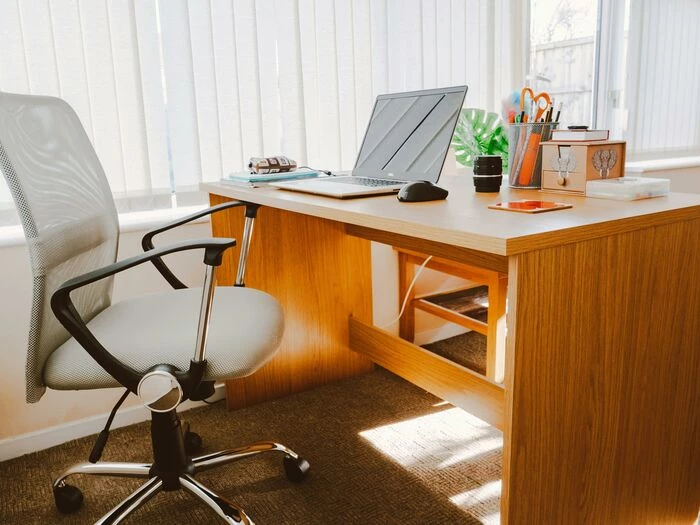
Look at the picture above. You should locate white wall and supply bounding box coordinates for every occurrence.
[637,167,700,193]
[372,242,471,345]
[0,221,210,443]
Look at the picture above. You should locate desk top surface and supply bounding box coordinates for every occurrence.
[203,176,700,256]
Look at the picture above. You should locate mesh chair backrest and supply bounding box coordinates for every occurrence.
[0,92,119,402]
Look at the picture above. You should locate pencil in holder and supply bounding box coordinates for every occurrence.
[508,122,558,188]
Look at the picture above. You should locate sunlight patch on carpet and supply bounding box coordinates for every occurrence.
[450,480,502,524]
[359,406,502,522]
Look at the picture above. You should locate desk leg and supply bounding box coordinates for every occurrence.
[209,196,374,409]
[397,251,416,341]
[486,274,507,384]
[502,219,700,524]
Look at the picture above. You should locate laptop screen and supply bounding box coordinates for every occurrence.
[353,86,467,182]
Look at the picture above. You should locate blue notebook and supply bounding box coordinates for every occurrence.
[223,170,320,184]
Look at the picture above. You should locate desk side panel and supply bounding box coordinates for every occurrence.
[210,195,374,408]
[503,217,700,524]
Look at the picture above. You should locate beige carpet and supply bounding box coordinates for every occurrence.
[423,331,487,375]
[0,366,502,524]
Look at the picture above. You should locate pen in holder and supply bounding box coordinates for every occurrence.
[508,122,558,188]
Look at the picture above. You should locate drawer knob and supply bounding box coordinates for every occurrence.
[551,150,575,187]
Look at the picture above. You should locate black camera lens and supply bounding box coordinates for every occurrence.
[473,155,503,173]
[473,155,503,192]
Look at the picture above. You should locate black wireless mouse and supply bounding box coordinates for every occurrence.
[397,180,449,202]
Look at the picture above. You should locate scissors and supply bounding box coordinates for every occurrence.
[520,87,552,122]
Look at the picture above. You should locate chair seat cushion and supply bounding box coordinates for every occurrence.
[44,286,284,391]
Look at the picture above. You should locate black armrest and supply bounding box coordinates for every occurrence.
[142,201,251,289]
[50,237,236,393]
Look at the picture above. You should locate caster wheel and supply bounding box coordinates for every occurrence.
[54,484,83,514]
[184,430,203,455]
[283,454,310,483]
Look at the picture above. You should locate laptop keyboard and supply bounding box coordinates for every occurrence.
[331,177,406,187]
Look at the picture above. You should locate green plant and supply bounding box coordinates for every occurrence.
[451,108,508,169]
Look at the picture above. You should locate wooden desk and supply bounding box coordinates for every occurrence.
[203,177,700,524]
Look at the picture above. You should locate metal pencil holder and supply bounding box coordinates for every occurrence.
[508,122,558,188]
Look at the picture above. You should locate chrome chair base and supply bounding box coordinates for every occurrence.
[52,441,309,524]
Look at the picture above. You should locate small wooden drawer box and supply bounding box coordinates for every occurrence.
[540,140,626,194]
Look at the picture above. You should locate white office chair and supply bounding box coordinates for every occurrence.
[0,91,309,524]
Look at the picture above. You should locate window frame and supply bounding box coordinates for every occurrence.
[527,0,700,163]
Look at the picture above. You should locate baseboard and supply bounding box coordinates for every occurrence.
[0,383,226,462]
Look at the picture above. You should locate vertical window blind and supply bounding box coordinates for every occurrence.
[0,0,498,225]
[624,0,700,159]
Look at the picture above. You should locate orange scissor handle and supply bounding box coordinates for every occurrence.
[520,87,534,111]
[520,87,551,122]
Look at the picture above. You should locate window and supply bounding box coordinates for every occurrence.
[614,0,700,160]
[528,0,599,130]
[0,0,501,227]
[529,0,700,161]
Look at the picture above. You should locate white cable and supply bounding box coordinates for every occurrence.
[381,255,433,329]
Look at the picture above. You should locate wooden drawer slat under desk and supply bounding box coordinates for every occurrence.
[414,299,489,334]
[348,318,504,430]
[413,284,477,301]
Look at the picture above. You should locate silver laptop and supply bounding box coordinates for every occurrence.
[272,85,468,198]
